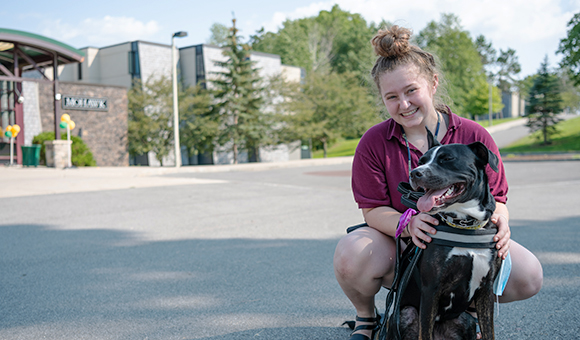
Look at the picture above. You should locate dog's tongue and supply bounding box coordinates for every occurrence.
[416,187,449,212]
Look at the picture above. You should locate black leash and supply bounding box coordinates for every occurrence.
[374,183,425,340]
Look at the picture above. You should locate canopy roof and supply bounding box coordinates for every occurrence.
[0,28,84,74]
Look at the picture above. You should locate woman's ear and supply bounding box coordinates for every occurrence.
[432,74,439,94]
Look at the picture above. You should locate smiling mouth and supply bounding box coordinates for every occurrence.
[401,108,418,117]
[416,182,466,212]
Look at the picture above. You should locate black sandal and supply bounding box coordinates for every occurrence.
[344,314,381,340]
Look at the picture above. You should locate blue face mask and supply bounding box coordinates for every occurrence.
[493,252,512,296]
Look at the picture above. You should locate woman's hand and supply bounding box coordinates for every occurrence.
[405,213,439,249]
[491,213,511,259]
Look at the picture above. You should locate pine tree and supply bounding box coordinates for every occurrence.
[526,56,563,145]
[212,19,267,163]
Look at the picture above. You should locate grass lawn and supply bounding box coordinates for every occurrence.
[500,115,580,154]
[312,139,361,158]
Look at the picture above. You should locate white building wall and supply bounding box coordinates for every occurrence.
[281,65,303,83]
[203,45,228,89]
[138,42,172,83]
[250,52,281,79]
[98,43,132,87]
[82,47,102,84]
[22,81,42,146]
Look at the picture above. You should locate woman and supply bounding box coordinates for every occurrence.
[333,26,543,340]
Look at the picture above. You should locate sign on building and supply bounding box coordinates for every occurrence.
[62,96,108,111]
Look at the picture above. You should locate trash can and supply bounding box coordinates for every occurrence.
[21,144,42,167]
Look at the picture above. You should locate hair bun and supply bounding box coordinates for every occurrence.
[371,25,412,58]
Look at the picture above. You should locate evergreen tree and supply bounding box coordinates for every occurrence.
[212,19,268,163]
[526,56,563,145]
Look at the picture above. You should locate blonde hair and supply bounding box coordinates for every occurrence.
[370,25,449,112]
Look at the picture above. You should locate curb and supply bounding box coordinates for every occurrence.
[501,152,580,162]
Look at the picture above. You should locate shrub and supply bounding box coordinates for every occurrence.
[32,132,96,167]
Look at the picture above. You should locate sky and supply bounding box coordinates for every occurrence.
[2,0,578,78]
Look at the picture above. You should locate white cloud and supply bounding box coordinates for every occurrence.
[42,16,161,47]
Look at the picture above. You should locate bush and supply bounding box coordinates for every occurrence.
[32,132,97,167]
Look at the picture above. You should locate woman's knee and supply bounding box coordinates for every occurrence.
[333,228,396,281]
[502,241,543,302]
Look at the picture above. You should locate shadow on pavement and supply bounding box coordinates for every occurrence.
[0,216,578,339]
[0,223,353,339]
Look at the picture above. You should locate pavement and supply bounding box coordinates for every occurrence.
[0,120,579,339]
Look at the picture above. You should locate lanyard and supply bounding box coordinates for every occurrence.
[402,113,441,179]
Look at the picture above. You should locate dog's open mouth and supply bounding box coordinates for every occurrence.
[416,183,465,212]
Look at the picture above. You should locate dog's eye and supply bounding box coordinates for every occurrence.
[439,155,455,163]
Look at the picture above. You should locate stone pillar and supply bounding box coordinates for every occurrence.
[44,140,72,169]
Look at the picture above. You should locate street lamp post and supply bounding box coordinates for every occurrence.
[172,31,187,167]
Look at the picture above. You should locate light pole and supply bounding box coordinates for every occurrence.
[172,31,187,167]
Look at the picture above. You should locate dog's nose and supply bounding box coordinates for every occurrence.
[410,169,423,180]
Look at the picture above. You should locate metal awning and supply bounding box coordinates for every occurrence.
[0,28,84,81]
[0,28,85,161]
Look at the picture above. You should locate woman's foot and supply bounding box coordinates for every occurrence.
[348,315,380,340]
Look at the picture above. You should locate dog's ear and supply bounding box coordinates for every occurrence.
[468,142,499,172]
[426,127,440,149]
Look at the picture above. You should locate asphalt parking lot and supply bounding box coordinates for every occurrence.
[1,158,579,339]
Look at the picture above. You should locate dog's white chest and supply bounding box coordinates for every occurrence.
[447,248,492,300]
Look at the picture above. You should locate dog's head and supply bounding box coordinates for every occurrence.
[410,128,499,220]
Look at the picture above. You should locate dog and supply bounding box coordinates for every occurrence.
[394,129,502,340]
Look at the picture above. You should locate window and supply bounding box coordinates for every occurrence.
[128,42,141,79]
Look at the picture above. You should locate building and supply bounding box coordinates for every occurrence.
[1,28,128,167]
[501,91,525,118]
[57,41,303,166]
[1,27,303,167]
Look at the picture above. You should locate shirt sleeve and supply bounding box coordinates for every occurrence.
[351,129,392,209]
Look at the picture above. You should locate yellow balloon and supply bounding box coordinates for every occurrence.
[12,125,20,133]
[61,114,71,122]
[69,121,76,130]
[12,132,18,138]
[6,125,12,132]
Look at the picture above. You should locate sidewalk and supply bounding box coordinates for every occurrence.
[0,156,354,199]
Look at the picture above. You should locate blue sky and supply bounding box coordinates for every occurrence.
[2,0,578,78]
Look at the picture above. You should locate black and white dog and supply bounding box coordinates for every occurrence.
[397,130,502,340]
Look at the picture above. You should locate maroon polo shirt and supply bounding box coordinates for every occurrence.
[352,110,508,213]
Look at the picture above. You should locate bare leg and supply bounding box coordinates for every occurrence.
[334,227,397,338]
[498,240,543,303]
[470,240,543,339]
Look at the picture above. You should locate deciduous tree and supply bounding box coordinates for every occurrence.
[558,12,580,86]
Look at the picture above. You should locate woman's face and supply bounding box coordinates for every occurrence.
[378,64,439,131]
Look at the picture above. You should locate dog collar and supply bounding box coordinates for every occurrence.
[437,213,489,230]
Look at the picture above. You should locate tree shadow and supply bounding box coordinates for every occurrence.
[0,214,578,339]
[0,223,355,339]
